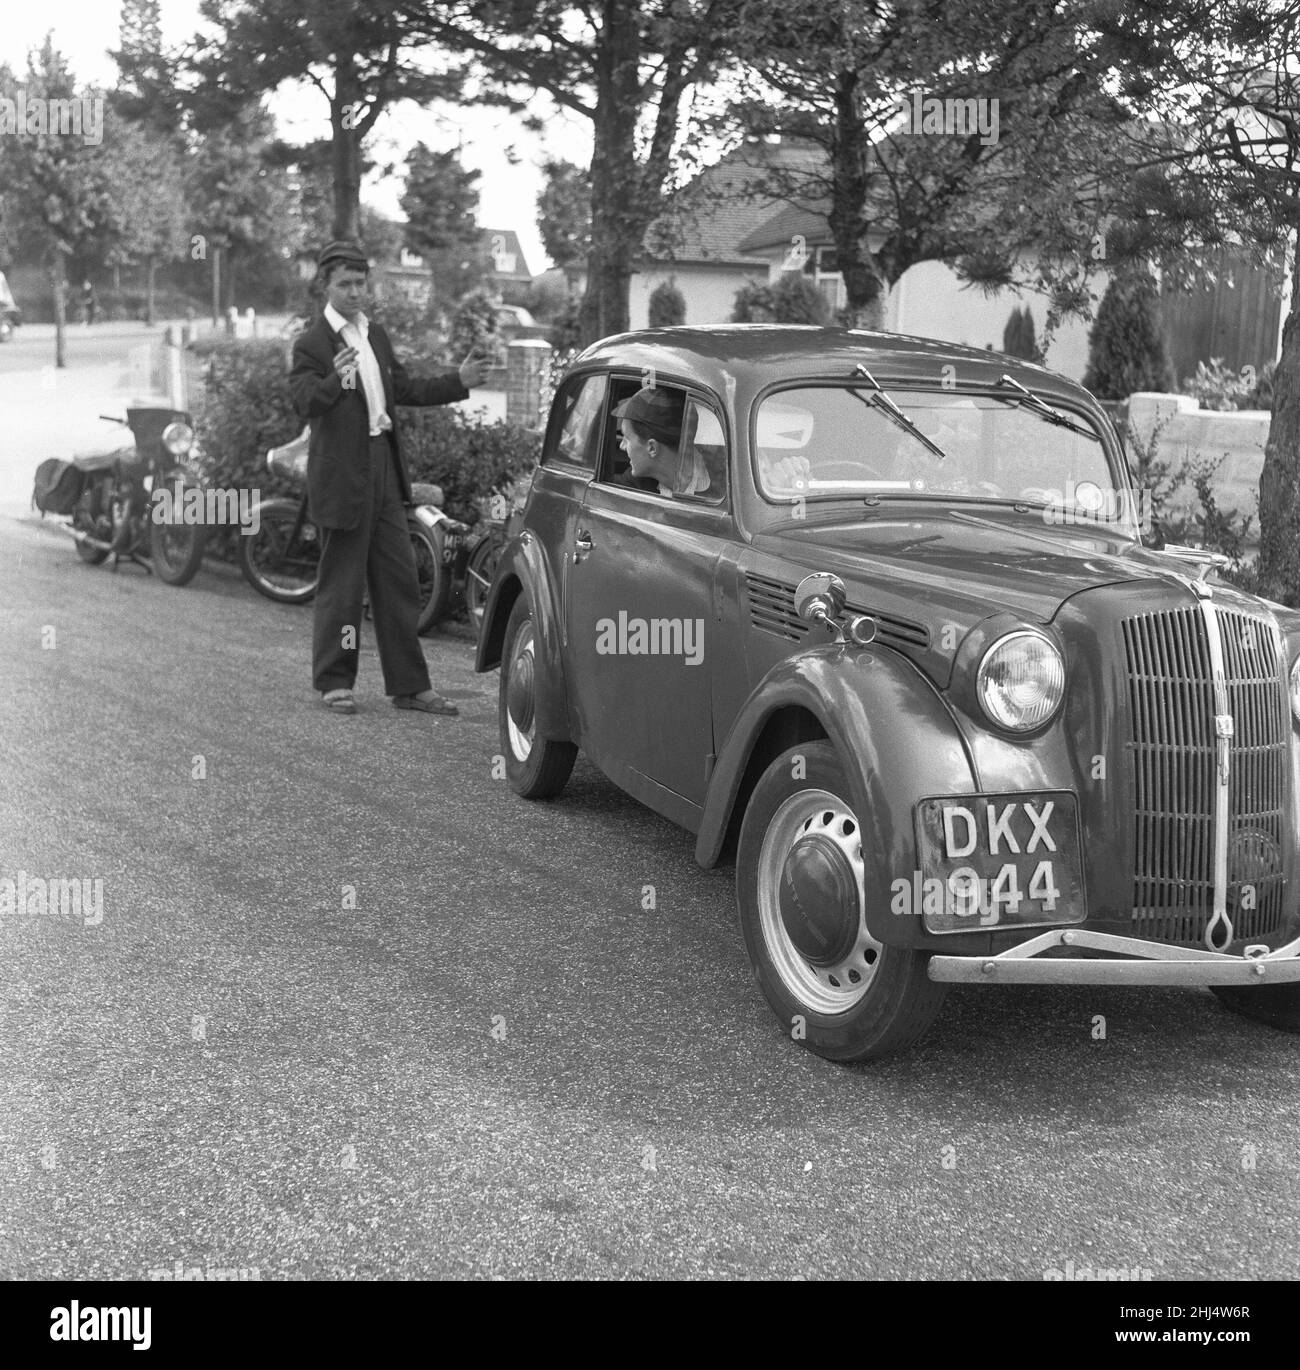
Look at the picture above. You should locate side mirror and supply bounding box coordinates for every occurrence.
[795,572,876,646]
[795,572,846,635]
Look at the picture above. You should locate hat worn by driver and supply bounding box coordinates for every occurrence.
[317,240,369,272]
[612,386,684,439]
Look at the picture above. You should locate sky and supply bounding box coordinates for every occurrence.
[3,0,589,275]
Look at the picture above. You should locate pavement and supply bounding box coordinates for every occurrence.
[1,506,1299,1281]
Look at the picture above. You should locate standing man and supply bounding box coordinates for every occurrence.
[289,240,491,715]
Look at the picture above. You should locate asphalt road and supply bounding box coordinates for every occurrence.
[2,508,1299,1282]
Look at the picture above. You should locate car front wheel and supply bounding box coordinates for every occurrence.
[499,596,577,799]
[737,741,947,1061]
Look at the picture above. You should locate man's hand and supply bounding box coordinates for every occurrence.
[760,453,812,492]
[332,344,359,380]
[458,349,494,390]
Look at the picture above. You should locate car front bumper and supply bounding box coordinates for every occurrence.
[928,927,1300,985]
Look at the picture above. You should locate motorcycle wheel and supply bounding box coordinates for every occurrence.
[237,497,319,604]
[149,469,207,586]
[71,488,109,565]
[464,532,503,631]
[410,516,452,634]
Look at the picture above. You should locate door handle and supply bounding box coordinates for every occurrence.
[572,529,593,564]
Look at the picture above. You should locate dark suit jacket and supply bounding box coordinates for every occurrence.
[288,313,469,530]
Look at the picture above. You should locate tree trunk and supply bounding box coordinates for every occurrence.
[52,256,66,369]
[577,2,642,345]
[828,67,890,331]
[330,55,364,243]
[1256,297,1300,604]
[145,256,156,328]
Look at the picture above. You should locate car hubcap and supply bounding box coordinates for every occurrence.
[505,622,536,760]
[757,789,880,1013]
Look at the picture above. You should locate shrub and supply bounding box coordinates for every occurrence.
[770,273,832,325]
[525,275,571,322]
[191,336,540,561]
[1082,270,1176,399]
[547,296,583,352]
[1124,416,1258,590]
[400,407,541,523]
[190,338,303,561]
[731,281,776,322]
[648,278,687,327]
[448,286,500,361]
[1002,304,1038,361]
[373,292,450,364]
[1182,356,1276,412]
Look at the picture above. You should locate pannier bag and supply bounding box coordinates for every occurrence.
[32,459,86,516]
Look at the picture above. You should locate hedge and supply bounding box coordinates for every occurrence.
[190,337,538,560]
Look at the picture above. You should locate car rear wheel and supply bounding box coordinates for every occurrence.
[499,596,577,799]
[1210,983,1300,1031]
[737,741,947,1061]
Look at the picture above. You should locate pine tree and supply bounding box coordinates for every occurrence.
[1002,305,1038,361]
[1082,271,1175,399]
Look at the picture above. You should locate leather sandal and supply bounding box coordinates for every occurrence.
[321,689,357,714]
[392,691,459,716]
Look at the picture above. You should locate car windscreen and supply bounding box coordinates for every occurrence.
[753,385,1135,528]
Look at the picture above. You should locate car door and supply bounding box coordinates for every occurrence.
[562,384,730,822]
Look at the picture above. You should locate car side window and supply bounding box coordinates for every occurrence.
[599,382,727,506]
[546,374,607,472]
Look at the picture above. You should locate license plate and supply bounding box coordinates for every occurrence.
[912,792,1086,933]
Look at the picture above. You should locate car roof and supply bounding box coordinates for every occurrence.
[574,324,1088,404]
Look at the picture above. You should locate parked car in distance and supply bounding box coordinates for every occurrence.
[476,324,1300,1061]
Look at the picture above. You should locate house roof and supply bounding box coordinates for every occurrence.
[482,229,532,282]
[736,202,834,254]
[643,139,830,267]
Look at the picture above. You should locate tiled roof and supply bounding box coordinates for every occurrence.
[643,139,830,265]
[737,202,834,253]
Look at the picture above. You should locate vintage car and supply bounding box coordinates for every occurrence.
[476,325,1300,1061]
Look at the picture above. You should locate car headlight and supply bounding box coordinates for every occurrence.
[162,421,194,456]
[1290,656,1300,722]
[977,631,1065,731]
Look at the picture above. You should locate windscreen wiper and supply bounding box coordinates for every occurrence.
[994,375,1099,441]
[850,364,946,460]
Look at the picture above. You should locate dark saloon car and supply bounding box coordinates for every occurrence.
[476,325,1300,1061]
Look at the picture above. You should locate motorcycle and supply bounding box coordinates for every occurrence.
[238,428,469,634]
[32,407,208,585]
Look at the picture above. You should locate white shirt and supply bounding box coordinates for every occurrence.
[324,302,392,436]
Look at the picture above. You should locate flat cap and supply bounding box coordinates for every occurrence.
[612,385,684,437]
[317,239,369,271]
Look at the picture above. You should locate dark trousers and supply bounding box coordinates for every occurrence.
[311,434,431,697]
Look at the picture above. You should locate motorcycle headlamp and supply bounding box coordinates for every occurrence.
[162,421,194,456]
[976,631,1065,732]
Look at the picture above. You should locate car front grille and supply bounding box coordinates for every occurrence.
[1122,604,1289,944]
